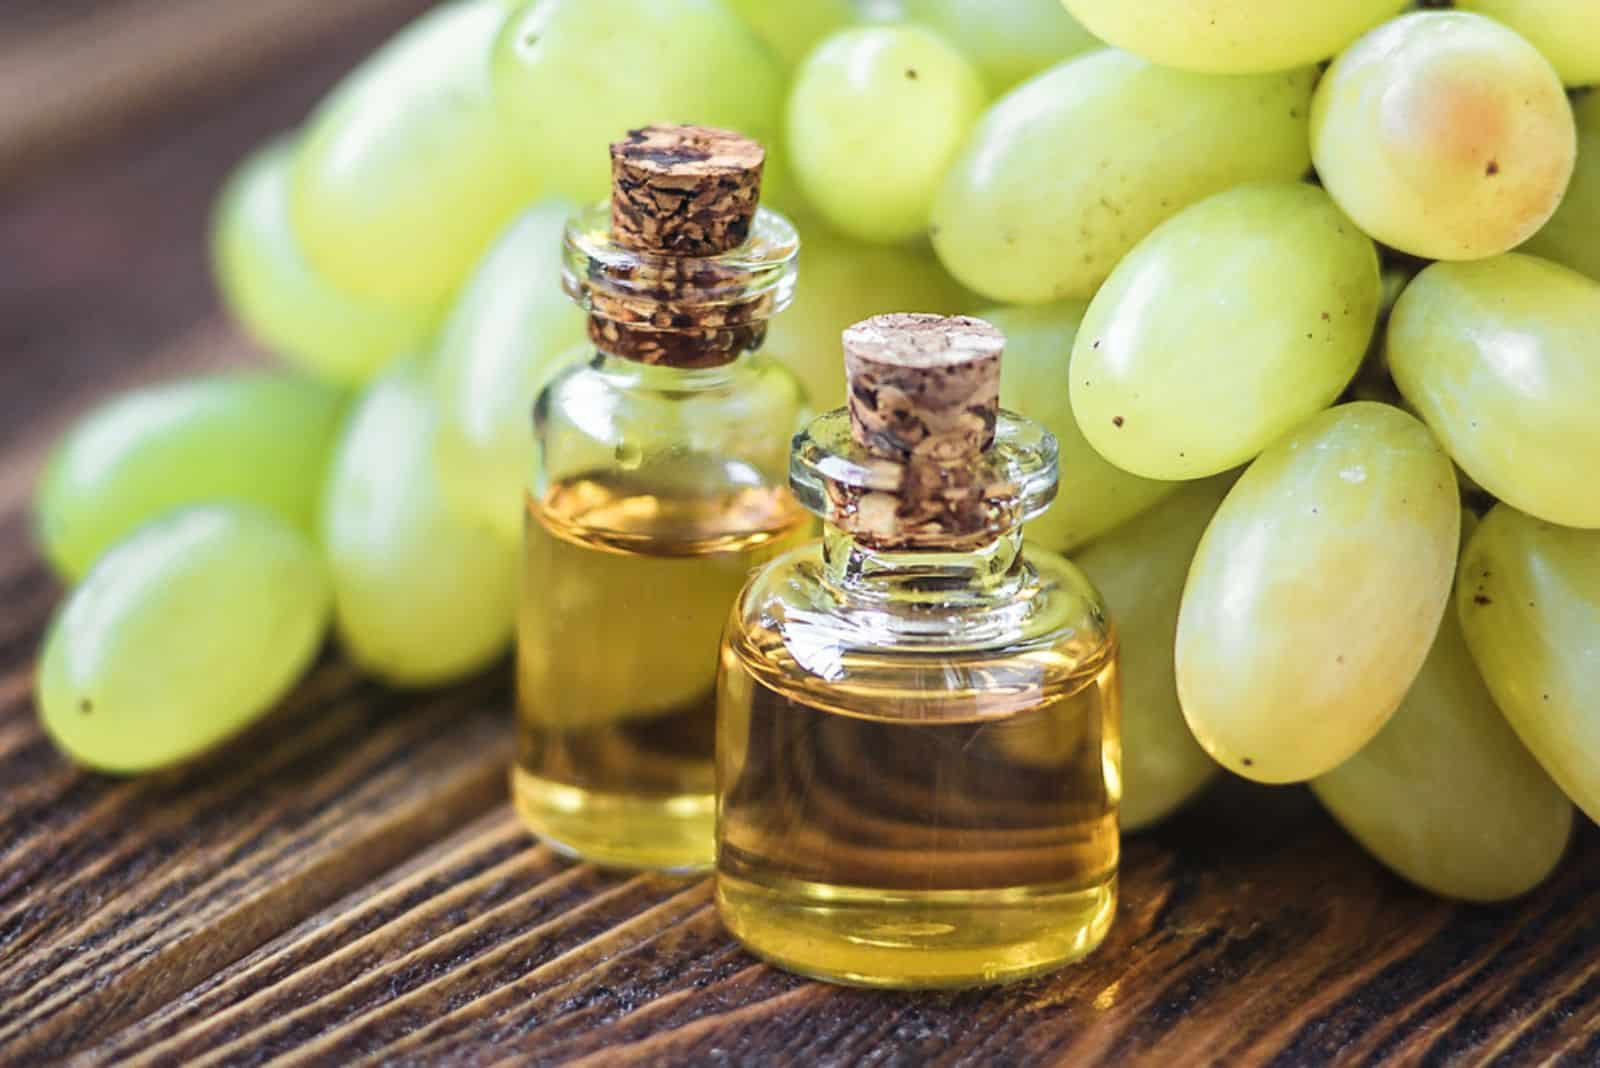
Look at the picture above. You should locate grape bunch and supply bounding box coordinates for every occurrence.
[32,0,1599,904]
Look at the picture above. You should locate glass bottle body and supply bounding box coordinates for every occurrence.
[716,520,1121,988]
[514,348,810,871]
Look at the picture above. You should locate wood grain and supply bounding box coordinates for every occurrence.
[2,3,1597,1066]
[46,786,1600,1066]
[0,664,515,1060]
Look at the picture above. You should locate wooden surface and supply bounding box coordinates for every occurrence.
[2,4,1598,1065]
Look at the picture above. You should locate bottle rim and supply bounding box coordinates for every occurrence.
[561,201,799,327]
[790,409,1060,546]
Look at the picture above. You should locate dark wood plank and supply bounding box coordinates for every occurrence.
[60,786,1600,1067]
[0,0,434,185]
[2,0,114,48]
[525,805,1598,1068]
[77,809,537,1062]
[0,662,513,1061]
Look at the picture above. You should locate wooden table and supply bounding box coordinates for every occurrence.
[2,4,1596,1064]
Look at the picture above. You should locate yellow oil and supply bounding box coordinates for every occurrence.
[716,628,1120,987]
[514,459,809,872]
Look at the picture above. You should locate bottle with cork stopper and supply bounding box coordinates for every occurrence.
[715,313,1122,988]
[514,124,810,872]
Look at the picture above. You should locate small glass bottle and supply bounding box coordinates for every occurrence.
[715,314,1121,988]
[513,125,810,872]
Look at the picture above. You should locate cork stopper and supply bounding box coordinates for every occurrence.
[845,314,1003,462]
[576,125,774,368]
[610,125,765,257]
[834,314,1008,547]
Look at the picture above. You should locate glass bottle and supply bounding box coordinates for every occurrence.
[715,314,1121,988]
[513,126,810,872]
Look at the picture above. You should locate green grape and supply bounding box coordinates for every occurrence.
[1177,403,1460,784]
[1072,183,1379,481]
[1458,505,1600,824]
[1457,0,1600,87]
[293,0,530,309]
[432,200,587,539]
[1074,478,1232,831]
[788,26,985,245]
[985,302,1176,553]
[932,50,1315,304]
[36,374,345,582]
[213,137,435,386]
[724,0,855,70]
[37,505,330,774]
[1060,0,1404,74]
[903,0,1100,94]
[762,219,971,410]
[1388,254,1600,530]
[1313,573,1572,902]
[492,0,784,205]
[1522,95,1600,280]
[1311,12,1576,262]
[321,363,518,688]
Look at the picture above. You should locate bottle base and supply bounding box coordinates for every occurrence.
[715,869,1117,989]
[510,767,715,873]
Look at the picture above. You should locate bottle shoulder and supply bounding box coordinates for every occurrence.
[737,541,1111,634]
[728,540,1116,716]
[538,351,805,423]
[532,352,806,490]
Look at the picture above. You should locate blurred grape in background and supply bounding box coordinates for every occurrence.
[294,0,531,310]
[214,138,439,385]
[36,375,345,581]
[431,198,586,539]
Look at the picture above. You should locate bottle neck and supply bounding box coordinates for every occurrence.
[565,201,797,374]
[820,522,1029,605]
[588,346,758,390]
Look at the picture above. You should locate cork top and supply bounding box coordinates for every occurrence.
[804,314,1014,548]
[566,126,792,368]
[844,314,1004,465]
[610,125,765,257]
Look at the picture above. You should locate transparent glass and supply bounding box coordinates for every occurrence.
[715,412,1121,988]
[512,206,811,873]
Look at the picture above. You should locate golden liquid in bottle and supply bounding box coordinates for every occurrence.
[513,458,809,872]
[716,627,1120,988]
